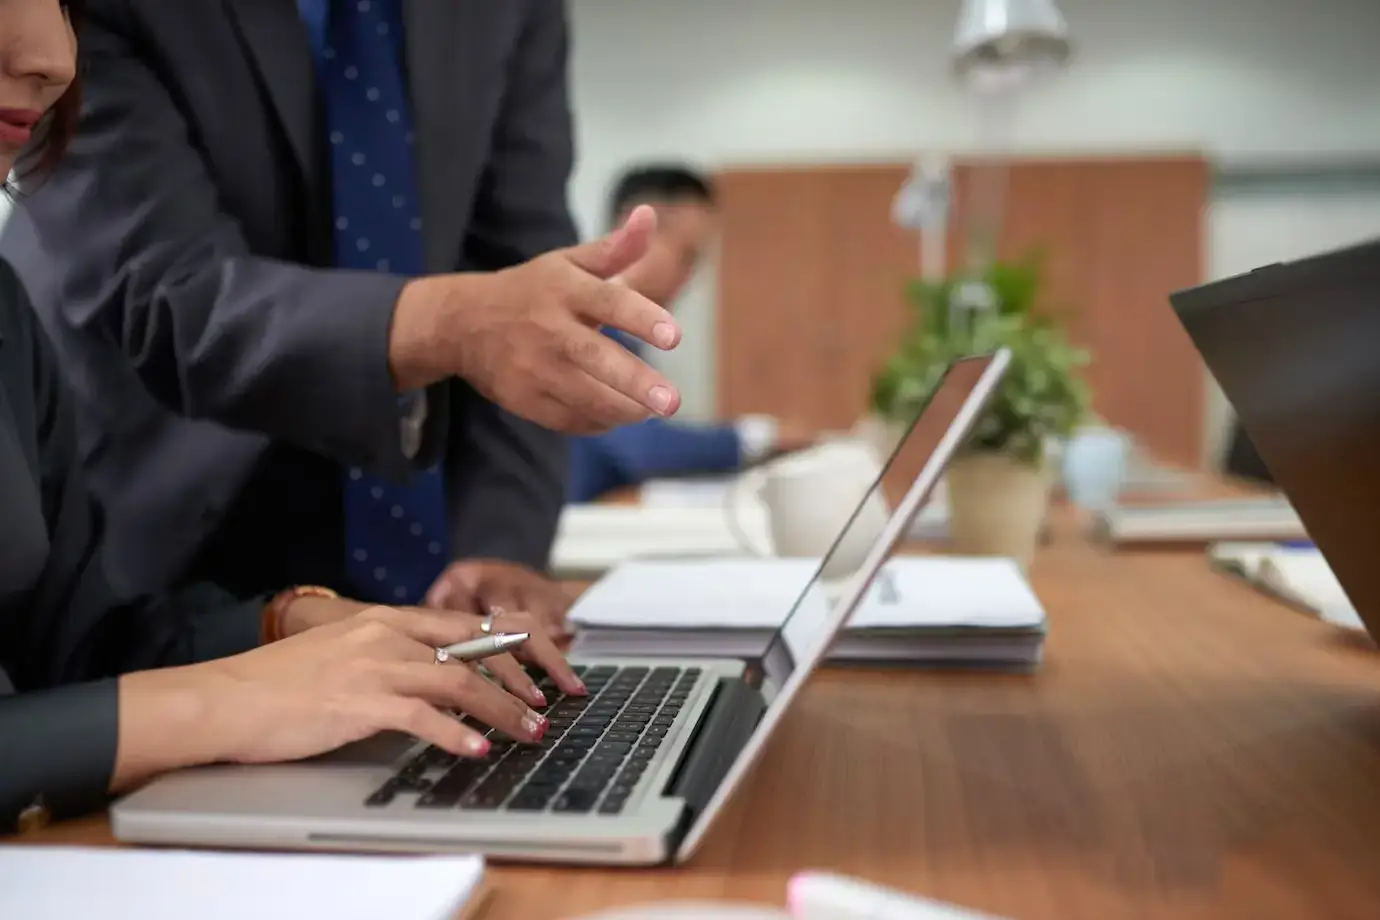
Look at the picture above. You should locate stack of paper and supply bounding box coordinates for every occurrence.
[569,556,1046,669]
[1210,542,1360,629]
[0,847,486,920]
[550,504,773,578]
[1095,496,1305,545]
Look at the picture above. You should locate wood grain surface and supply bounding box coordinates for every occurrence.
[14,510,1380,919]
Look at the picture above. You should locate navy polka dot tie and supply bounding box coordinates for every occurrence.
[308,0,450,605]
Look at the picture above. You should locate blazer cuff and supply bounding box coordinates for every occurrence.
[0,679,120,832]
[190,596,270,661]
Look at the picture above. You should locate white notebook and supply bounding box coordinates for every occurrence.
[1210,542,1360,626]
[0,847,486,920]
[1096,497,1305,544]
[550,505,773,578]
[569,556,1046,666]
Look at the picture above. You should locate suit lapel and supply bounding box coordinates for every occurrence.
[223,0,321,199]
[404,0,477,273]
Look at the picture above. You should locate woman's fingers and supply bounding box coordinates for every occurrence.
[365,696,491,758]
[473,652,547,708]
[515,628,587,696]
[383,661,546,743]
[366,606,476,648]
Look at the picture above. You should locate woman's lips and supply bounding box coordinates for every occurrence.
[0,109,42,147]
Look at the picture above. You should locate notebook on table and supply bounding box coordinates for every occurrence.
[1093,496,1305,546]
[549,504,773,578]
[0,847,487,920]
[569,556,1046,670]
[1210,541,1361,629]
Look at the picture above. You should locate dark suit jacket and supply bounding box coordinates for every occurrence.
[0,259,263,832]
[0,0,574,601]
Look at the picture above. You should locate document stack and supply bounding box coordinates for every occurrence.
[569,556,1047,671]
[1094,496,1305,546]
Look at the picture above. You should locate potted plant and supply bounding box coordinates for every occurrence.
[869,255,1091,567]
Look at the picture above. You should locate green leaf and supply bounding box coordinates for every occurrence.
[870,255,1092,459]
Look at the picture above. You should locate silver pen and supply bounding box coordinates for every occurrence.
[435,632,530,664]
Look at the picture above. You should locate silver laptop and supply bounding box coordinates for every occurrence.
[112,350,1011,865]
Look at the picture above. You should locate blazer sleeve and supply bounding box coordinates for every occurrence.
[0,280,264,832]
[0,5,438,478]
[444,0,578,569]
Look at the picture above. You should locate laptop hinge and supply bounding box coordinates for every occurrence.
[662,676,766,857]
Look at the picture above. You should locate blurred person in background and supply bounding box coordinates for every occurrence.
[568,164,817,503]
[0,0,685,631]
[0,0,585,835]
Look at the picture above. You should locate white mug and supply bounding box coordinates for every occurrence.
[1061,424,1131,510]
[726,440,890,581]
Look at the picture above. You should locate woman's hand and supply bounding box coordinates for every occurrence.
[280,595,587,707]
[113,605,549,792]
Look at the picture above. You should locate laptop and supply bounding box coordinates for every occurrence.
[112,350,1012,865]
[1170,236,1380,643]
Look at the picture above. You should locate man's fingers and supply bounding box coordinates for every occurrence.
[563,204,657,280]
[559,326,681,420]
[367,696,491,758]
[577,280,681,354]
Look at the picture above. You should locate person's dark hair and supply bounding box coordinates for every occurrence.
[16,0,83,180]
[608,164,715,226]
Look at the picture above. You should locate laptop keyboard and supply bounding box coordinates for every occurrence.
[364,664,700,816]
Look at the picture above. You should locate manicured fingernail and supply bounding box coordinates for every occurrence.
[652,321,677,348]
[573,679,588,695]
[648,386,673,414]
[531,688,548,707]
[523,712,547,738]
[466,736,491,757]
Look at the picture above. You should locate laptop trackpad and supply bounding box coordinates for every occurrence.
[311,732,417,765]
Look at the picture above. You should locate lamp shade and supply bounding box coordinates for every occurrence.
[952,0,1070,85]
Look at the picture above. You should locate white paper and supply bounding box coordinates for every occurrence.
[571,556,1044,632]
[570,558,821,629]
[552,505,772,576]
[1260,549,1352,612]
[849,556,1046,629]
[0,847,485,920]
[1320,604,1367,632]
[640,477,738,509]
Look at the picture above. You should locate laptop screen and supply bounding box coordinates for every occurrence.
[759,353,1006,687]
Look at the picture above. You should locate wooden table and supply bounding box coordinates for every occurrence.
[18,511,1380,919]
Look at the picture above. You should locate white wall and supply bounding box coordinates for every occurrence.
[1203,190,1380,465]
[568,0,1380,418]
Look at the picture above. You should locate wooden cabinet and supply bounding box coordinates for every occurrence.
[715,155,1209,468]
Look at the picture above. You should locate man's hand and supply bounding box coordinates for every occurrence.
[389,205,684,434]
[425,560,576,637]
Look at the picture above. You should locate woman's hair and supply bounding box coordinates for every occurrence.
[21,0,82,178]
